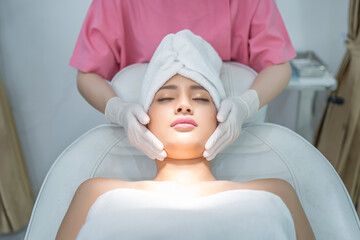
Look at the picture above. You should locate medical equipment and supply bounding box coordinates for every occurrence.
[25,62,360,239]
[291,51,327,78]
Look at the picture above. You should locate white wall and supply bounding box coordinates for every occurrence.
[277,0,348,75]
[0,0,349,195]
[0,0,106,195]
[266,0,348,132]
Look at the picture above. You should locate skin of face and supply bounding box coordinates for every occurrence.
[147,74,218,159]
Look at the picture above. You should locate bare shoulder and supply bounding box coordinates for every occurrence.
[56,178,133,240]
[220,178,295,197]
[77,177,134,198]
[247,178,296,198]
[235,178,315,240]
[233,178,300,219]
[72,177,137,215]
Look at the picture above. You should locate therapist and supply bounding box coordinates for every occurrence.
[70,0,296,161]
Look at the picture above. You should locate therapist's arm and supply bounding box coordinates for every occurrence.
[250,62,291,108]
[77,71,117,113]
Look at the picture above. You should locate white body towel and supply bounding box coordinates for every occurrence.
[76,189,296,240]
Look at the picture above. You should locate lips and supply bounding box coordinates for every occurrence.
[171,117,198,127]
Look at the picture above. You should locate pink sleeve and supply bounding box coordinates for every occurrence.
[69,0,123,80]
[248,0,296,72]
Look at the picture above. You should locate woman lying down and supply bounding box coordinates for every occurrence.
[56,30,315,240]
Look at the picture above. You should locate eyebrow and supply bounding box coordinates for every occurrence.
[158,85,207,91]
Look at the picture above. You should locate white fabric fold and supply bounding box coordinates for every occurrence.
[76,188,296,240]
[140,29,226,112]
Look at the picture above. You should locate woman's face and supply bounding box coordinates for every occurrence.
[147,74,218,159]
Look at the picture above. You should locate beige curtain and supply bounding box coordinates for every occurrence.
[315,0,360,215]
[0,75,33,233]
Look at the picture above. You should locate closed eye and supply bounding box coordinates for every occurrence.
[193,98,209,102]
[157,97,174,102]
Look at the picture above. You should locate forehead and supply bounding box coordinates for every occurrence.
[159,74,207,91]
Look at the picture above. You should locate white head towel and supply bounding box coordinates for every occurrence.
[140,29,226,112]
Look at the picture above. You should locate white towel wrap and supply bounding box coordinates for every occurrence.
[76,188,296,240]
[140,30,227,112]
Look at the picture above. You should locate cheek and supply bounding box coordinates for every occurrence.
[147,109,159,132]
[199,107,218,136]
[147,106,171,141]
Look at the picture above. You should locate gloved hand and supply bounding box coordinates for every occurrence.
[105,97,167,161]
[203,89,259,161]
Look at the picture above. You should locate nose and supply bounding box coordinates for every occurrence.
[175,98,193,114]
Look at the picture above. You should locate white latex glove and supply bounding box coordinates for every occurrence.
[105,97,167,161]
[203,89,259,161]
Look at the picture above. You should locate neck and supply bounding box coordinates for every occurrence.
[153,156,216,185]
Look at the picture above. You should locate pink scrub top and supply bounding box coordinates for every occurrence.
[70,0,296,81]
